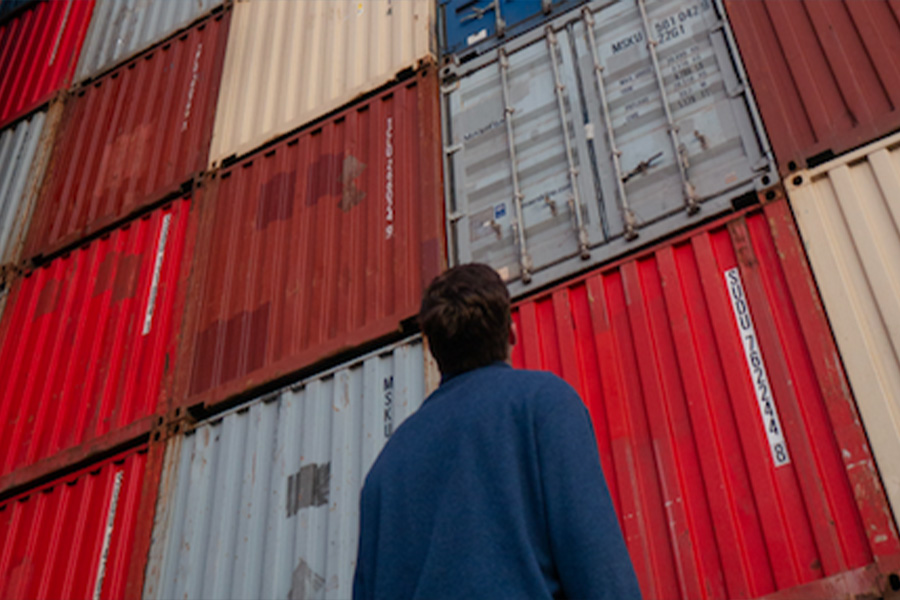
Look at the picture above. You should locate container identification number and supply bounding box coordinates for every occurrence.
[385,117,395,240]
[724,267,790,467]
[384,376,394,438]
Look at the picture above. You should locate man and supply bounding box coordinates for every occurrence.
[353,263,641,599]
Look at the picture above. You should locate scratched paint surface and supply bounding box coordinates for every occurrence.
[510,196,900,599]
[0,200,190,481]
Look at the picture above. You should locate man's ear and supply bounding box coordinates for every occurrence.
[508,321,518,347]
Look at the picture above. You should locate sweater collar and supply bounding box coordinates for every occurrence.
[439,361,512,386]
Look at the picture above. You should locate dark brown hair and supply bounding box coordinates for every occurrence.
[419,263,511,376]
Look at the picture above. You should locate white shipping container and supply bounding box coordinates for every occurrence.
[786,131,900,525]
[208,0,435,167]
[144,337,430,600]
[442,0,774,297]
[74,0,224,83]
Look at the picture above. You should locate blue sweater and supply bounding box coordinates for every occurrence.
[353,363,641,600]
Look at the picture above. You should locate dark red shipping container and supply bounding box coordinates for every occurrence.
[22,8,229,261]
[0,442,164,600]
[173,67,445,412]
[0,198,192,489]
[0,0,94,129]
[511,193,900,599]
[725,0,900,174]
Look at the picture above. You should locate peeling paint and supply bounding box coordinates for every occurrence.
[288,560,325,600]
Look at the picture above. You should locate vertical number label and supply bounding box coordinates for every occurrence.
[725,268,790,467]
[383,376,394,438]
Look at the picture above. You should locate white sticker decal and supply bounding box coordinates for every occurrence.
[93,470,124,600]
[142,213,172,336]
[724,267,790,467]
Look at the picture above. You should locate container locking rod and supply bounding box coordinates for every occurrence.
[499,48,533,283]
[547,27,591,259]
[583,8,638,240]
[636,0,700,215]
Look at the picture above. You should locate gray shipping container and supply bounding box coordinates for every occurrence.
[74,0,223,83]
[0,107,57,272]
[144,337,430,600]
[442,0,773,296]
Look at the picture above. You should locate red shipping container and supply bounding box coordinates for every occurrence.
[22,8,229,261]
[725,0,900,174]
[511,192,900,599]
[0,198,192,488]
[0,0,94,129]
[0,442,164,600]
[173,67,445,412]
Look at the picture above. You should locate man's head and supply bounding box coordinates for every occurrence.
[419,263,513,376]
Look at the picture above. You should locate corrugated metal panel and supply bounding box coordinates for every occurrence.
[209,0,436,166]
[440,0,587,59]
[74,0,224,83]
[724,0,900,175]
[510,194,900,598]
[0,111,45,269]
[443,0,774,298]
[174,70,445,412]
[0,0,95,128]
[144,337,427,600]
[0,199,192,483]
[23,8,230,261]
[0,444,156,600]
[786,131,900,531]
[0,99,62,275]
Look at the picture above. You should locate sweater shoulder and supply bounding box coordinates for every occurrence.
[480,366,581,412]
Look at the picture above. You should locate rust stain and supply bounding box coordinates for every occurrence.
[339,154,366,211]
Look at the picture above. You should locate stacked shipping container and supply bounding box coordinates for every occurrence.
[209,0,436,166]
[510,197,900,598]
[786,132,900,531]
[174,69,445,414]
[0,0,94,128]
[0,3,231,598]
[3,0,900,597]
[24,9,230,261]
[0,198,191,489]
[442,0,773,295]
[144,337,430,600]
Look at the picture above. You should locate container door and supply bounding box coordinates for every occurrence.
[443,27,602,285]
[572,0,770,240]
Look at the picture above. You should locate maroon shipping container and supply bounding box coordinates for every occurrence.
[0,198,193,490]
[22,8,229,261]
[173,67,445,412]
[0,0,94,129]
[0,442,164,600]
[510,192,900,599]
[725,0,900,174]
